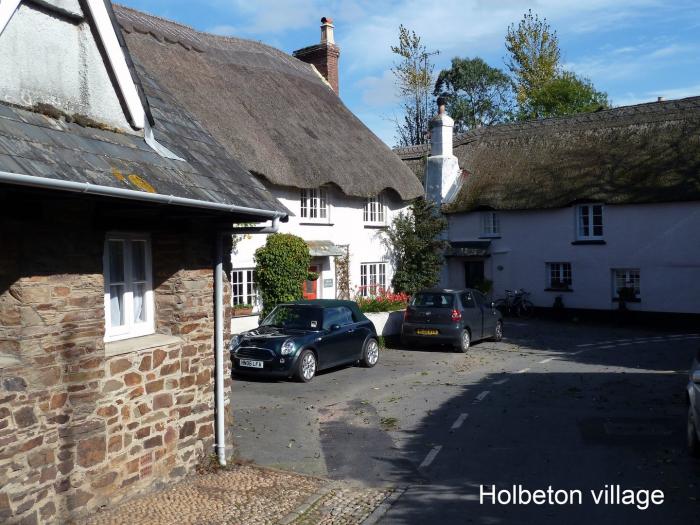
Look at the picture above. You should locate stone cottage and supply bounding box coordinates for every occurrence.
[0,1,286,523]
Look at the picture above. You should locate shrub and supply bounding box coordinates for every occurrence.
[383,197,447,295]
[254,234,312,319]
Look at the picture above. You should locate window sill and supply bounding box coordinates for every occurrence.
[364,224,388,229]
[545,288,574,292]
[571,240,606,245]
[299,222,334,227]
[612,297,641,303]
[479,235,501,239]
[105,333,182,358]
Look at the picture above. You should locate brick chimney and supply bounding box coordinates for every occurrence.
[293,17,340,94]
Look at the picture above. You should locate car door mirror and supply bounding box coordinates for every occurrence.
[693,370,700,384]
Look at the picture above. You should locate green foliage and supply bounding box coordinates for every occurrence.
[254,234,311,319]
[384,197,447,295]
[473,278,493,296]
[434,57,514,132]
[524,71,609,118]
[505,9,560,114]
[506,10,609,120]
[391,25,438,147]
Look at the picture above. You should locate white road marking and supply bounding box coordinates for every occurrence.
[493,378,510,385]
[599,345,616,349]
[571,350,585,355]
[474,390,490,402]
[450,413,469,430]
[576,343,595,347]
[516,368,530,374]
[419,445,442,469]
[538,357,554,364]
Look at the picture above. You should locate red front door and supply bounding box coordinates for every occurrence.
[303,265,318,300]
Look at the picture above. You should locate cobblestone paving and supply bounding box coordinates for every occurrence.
[81,465,392,525]
[291,487,393,525]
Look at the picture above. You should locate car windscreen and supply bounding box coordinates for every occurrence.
[410,293,454,308]
[261,306,323,330]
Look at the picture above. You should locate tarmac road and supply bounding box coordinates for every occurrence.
[230,319,700,524]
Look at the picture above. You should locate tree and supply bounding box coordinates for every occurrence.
[254,233,313,319]
[391,25,438,147]
[384,198,447,295]
[505,9,560,118]
[526,71,609,118]
[434,57,514,132]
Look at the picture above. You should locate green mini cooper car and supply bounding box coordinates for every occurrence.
[230,300,379,382]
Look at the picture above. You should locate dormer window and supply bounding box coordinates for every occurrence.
[577,204,603,240]
[300,188,329,222]
[364,194,386,225]
[481,212,500,237]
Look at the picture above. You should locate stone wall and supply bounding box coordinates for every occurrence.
[0,194,232,524]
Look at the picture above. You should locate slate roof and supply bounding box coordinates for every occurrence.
[113,5,424,201]
[0,66,287,217]
[395,97,700,213]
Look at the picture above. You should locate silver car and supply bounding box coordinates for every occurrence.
[687,349,700,456]
[401,288,503,352]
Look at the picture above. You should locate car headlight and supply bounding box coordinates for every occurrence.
[229,335,241,352]
[281,339,295,356]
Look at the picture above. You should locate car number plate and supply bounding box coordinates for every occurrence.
[239,359,263,368]
[416,329,439,335]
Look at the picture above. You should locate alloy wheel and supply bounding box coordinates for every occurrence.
[366,340,379,365]
[302,353,316,381]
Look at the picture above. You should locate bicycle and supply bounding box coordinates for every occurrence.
[493,289,534,318]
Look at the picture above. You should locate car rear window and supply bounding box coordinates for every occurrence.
[410,293,454,308]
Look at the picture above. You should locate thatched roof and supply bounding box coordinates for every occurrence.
[113,5,423,201]
[395,97,700,213]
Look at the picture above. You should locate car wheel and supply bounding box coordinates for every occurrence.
[455,329,470,353]
[361,338,380,368]
[294,349,316,383]
[688,407,700,457]
[492,321,503,342]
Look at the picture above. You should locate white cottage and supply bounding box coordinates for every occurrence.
[397,97,700,316]
[113,8,424,322]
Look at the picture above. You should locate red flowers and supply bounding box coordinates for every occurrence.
[354,286,410,312]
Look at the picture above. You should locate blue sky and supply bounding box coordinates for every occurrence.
[119,1,700,146]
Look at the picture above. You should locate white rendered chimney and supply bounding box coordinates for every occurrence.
[321,16,335,44]
[425,97,461,205]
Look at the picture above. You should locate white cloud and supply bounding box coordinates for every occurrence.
[355,69,398,107]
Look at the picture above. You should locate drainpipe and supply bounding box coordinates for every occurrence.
[214,217,281,466]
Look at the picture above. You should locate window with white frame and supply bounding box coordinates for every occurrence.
[613,268,640,299]
[360,263,386,297]
[364,194,386,225]
[104,234,154,342]
[231,269,260,310]
[577,204,604,240]
[300,188,329,221]
[546,262,572,290]
[481,211,500,236]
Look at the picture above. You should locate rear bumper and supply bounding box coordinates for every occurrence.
[401,322,462,345]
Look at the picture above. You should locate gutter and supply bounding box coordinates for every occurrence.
[0,171,286,220]
[213,221,281,467]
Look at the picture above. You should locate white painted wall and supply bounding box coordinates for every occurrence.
[0,2,133,131]
[447,202,700,314]
[231,184,409,310]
